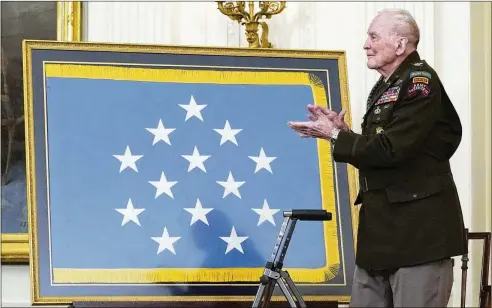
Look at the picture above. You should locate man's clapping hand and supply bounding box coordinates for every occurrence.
[307,105,350,132]
[288,105,349,140]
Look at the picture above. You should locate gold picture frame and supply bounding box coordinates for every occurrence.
[22,39,359,304]
[1,1,83,264]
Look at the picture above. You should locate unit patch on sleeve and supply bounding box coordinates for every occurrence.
[407,70,432,97]
[408,82,430,97]
[375,86,400,105]
[412,76,429,84]
[410,71,432,79]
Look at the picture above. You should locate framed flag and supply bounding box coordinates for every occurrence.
[1,1,82,264]
[23,40,359,305]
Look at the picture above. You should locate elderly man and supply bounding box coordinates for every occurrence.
[289,9,467,308]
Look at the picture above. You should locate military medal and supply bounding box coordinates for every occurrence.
[376,127,384,134]
[374,106,381,114]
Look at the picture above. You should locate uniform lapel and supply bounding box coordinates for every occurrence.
[365,76,384,111]
[362,77,393,123]
[366,78,393,113]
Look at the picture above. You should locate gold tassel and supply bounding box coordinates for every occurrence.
[46,63,341,284]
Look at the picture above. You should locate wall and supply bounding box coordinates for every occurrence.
[469,0,492,296]
[2,2,490,307]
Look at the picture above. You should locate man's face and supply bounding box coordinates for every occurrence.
[363,14,398,70]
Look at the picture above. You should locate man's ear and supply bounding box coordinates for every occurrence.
[395,37,408,56]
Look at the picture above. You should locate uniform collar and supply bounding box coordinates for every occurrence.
[384,50,421,84]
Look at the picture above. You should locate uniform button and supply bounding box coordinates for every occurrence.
[413,194,417,198]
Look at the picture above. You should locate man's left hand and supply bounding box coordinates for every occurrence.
[288,106,339,140]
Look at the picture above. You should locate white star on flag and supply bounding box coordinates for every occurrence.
[184,198,214,226]
[181,146,211,173]
[220,226,248,254]
[252,199,280,226]
[149,171,178,199]
[248,147,277,173]
[114,199,146,226]
[216,171,245,199]
[214,120,242,146]
[145,119,176,146]
[151,227,181,255]
[179,95,207,121]
[113,146,143,172]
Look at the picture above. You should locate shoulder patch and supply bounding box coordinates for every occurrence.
[407,82,430,97]
[412,76,429,84]
[410,71,432,79]
[407,70,432,97]
[375,86,400,105]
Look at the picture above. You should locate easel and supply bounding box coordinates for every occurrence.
[252,209,332,308]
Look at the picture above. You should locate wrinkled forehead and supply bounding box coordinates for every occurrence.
[368,13,394,37]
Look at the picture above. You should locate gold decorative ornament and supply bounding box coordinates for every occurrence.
[57,1,82,41]
[217,1,286,48]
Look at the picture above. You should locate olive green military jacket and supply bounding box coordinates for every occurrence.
[333,51,467,271]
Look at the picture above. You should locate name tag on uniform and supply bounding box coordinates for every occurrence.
[376,86,400,105]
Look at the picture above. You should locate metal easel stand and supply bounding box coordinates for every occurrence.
[252,209,332,308]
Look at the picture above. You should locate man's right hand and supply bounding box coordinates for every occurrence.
[307,105,350,132]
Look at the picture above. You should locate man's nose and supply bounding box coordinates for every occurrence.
[363,39,370,50]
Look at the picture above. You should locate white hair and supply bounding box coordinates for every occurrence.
[377,8,420,47]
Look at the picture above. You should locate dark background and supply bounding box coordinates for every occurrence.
[1,1,57,232]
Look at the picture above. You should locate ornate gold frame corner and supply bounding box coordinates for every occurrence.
[1,1,83,264]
